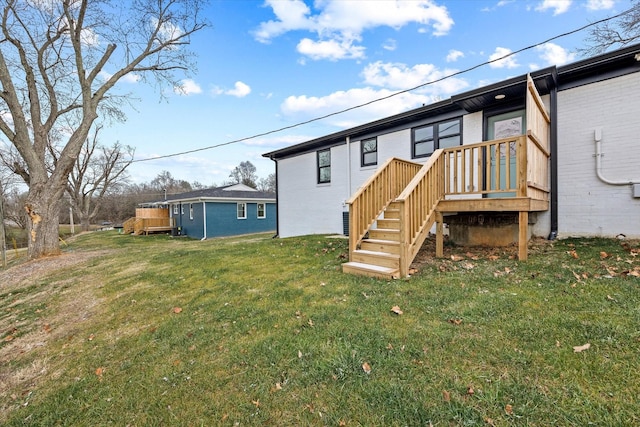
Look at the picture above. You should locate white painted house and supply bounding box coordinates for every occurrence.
[264,44,640,278]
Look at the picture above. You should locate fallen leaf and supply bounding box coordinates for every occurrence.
[390,305,403,315]
[42,324,51,333]
[451,254,465,262]
[442,390,451,402]
[362,362,372,374]
[460,261,475,270]
[555,340,561,347]
[307,318,314,327]
[386,343,394,350]
[4,335,14,342]
[298,350,303,359]
[252,399,260,407]
[173,307,182,314]
[88,334,95,341]
[467,386,474,395]
[600,251,608,259]
[95,367,104,379]
[448,318,463,325]
[488,255,499,261]
[505,404,514,415]
[568,250,579,259]
[573,343,591,353]
[606,295,616,302]
[485,417,496,426]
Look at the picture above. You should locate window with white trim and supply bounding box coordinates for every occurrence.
[237,202,247,219]
[257,203,266,219]
[189,203,194,220]
[181,204,184,215]
[173,204,178,214]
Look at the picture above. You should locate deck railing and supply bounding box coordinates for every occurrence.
[122,217,174,235]
[395,149,446,276]
[347,157,423,258]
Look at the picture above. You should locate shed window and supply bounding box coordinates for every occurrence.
[237,202,247,219]
[173,204,178,214]
[257,203,266,219]
[317,149,331,184]
[412,118,461,158]
[189,203,194,220]
[361,137,377,167]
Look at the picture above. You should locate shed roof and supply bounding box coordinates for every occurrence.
[143,183,276,205]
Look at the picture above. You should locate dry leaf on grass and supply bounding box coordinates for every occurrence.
[448,318,463,325]
[390,305,403,315]
[567,250,579,259]
[362,362,372,374]
[172,307,182,314]
[573,343,591,353]
[442,390,451,402]
[451,254,465,262]
[505,404,514,415]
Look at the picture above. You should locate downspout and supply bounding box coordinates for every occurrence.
[200,200,207,241]
[270,157,279,238]
[345,136,351,236]
[548,76,558,240]
[594,128,640,185]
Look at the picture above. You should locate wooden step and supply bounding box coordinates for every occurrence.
[368,228,399,241]
[360,239,400,255]
[342,261,399,279]
[351,249,399,269]
[384,209,400,219]
[377,218,399,230]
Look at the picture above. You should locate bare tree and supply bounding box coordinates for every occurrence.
[228,161,257,189]
[0,0,208,259]
[257,173,275,193]
[581,1,640,56]
[150,170,192,198]
[67,125,134,231]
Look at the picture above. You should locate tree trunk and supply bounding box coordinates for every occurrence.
[25,187,63,259]
[81,216,91,232]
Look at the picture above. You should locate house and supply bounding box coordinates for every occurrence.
[129,183,276,239]
[263,44,640,278]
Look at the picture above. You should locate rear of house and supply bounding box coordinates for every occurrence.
[264,45,640,277]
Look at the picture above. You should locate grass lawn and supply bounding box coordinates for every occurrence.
[1,231,639,426]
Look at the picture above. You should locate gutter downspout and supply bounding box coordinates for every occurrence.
[595,130,640,185]
[548,74,558,240]
[201,200,207,241]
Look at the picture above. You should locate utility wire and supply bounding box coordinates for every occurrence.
[131,6,633,164]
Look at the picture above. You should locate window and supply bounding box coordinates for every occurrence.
[189,203,194,220]
[361,137,377,167]
[317,149,331,184]
[173,204,178,215]
[180,204,184,215]
[237,202,246,219]
[257,203,266,219]
[412,118,461,158]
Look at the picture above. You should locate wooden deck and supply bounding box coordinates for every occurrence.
[122,207,174,236]
[343,75,550,279]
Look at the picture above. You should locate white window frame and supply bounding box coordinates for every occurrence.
[173,204,179,215]
[257,202,266,219]
[181,204,184,215]
[237,202,247,219]
[189,203,194,220]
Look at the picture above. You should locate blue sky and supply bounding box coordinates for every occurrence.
[100,0,635,186]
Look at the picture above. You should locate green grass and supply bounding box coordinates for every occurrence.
[1,232,639,426]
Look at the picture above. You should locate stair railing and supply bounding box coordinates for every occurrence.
[395,149,446,277]
[347,157,422,260]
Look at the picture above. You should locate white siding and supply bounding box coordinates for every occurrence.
[557,72,640,238]
[277,144,349,237]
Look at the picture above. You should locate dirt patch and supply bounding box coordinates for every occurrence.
[0,250,111,419]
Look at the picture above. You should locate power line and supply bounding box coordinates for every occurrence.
[131,6,633,164]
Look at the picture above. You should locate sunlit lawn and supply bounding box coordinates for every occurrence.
[1,231,639,426]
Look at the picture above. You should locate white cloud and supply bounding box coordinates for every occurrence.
[254,0,454,60]
[174,79,202,96]
[226,81,251,98]
[446,49,464,62]
[98,70,140,84]
[383,38,397,51]
[362,61,468,95]
[536,42,576,65]
[281,87,435,129]
[535,0,572,15]
[585,0,614,10]
[488,47,519,69]
[296,37,365,61]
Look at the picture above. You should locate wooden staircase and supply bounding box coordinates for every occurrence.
[343,202,402,279]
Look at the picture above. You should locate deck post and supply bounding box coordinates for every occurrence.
[518,211,528,261]
[398,200,408,278]
[435,211,444,258]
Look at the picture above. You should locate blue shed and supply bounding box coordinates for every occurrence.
[162,184,276,239]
